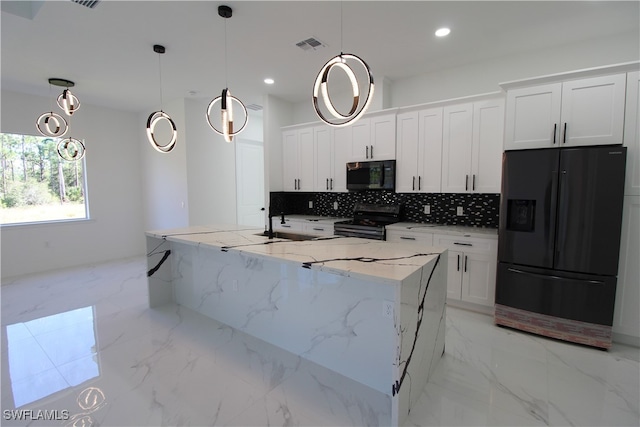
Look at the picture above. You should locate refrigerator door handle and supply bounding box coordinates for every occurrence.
[507,268,605,285]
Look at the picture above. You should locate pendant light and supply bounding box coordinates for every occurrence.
[36,79,70,138]
[206,5,248,143]
[312,2,374,127]
[146,44,177,153]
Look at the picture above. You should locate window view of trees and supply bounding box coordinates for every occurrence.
[0,133,88,225]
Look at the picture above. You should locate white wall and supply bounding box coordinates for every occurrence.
[263,94,294,196]
[1,90,145,279]
[290,32,640,123]
[139,98,190,231]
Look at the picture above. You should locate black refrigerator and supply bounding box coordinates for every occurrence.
[495,145,627,349]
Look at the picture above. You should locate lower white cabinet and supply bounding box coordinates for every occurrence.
[302,222,333,237]
[273,219,303,233]
[386,230,434,245]
[433,234,498,307]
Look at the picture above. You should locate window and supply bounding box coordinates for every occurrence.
[0,132,89,225]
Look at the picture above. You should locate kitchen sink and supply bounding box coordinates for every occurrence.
[256,231,318,241]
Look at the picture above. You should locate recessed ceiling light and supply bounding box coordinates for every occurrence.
[435,27,451,37]
[264,78,275,85]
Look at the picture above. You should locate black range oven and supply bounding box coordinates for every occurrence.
[333,203,401,240]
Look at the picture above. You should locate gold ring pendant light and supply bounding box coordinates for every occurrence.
[206,5,248,143]
[312,2,374,127]
[146,44,177,153]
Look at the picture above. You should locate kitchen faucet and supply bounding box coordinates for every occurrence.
[267,207,286,239]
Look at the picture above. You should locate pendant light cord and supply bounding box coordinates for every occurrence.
[340,1,344,54]
[224,17,229,88]
[157,53,164,111]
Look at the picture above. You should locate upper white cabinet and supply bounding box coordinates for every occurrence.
[396,108,443,193]
[504,73,626,150]
[315,125,348,192]
[623,71,640,196]
[282,128,314,191]
[349,113,396,161]
[441,97,504,193]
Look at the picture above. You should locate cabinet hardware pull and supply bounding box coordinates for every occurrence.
[400,236,416,240]
[330,178,333,190]
[313,227,324,231]
[553,123,557,144]
[457,254,460,271]
[454,242,472,246]
[370,145,374,158]
[563,123,567,144]
[366,146,369,159]
[326,178,329,190]
[419,176,422,191]
[465,175,469,191]
[464,255,468,272]
[297,179,300,190]
[294,179,297,190]
[472,175,476,191]
[413,176,415,191]
[282,224,291,228]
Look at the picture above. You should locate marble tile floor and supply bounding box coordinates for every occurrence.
[1,256,638,427]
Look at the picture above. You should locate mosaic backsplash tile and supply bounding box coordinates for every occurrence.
[269,191,500,228]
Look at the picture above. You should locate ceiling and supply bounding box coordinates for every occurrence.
[2,1,639,114]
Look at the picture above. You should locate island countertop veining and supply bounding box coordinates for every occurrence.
[146,224,444,285]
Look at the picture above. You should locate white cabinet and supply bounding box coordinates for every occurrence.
[396,108,443,193]
[613,196,640,341]
[504,74,626,150]
[315,126,348,192]
[349,113,396,161]
[273,218,303,233]
[282,128,314,191]
[623,71,640,196]
[386,229,434,246]
[433,233,498,307]
[441,98,504,193]
[302,222,333,237]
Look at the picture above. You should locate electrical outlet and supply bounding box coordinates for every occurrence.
[232,280,239,291]
[333,201,339,210]
[423,205,431,214]
[383,301,394,318]
[308,201,313,209]
[457,206,464,216]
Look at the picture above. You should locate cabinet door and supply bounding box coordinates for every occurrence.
[314,126,332,192]
[446,250,464,300]
[461,251,497,306]
[332,127,351,192]
[471,98,504,193]
[624,71,640,196]
[350,118,371,160]
[504,83,562,150]
[395,111,420,192]
[418,108,443,193]
[560,74,626,147]
[370,114,396,160]
[441,103,473,193]
[282,130,299,191]
[613,196,640,339]
[297,128,315,191]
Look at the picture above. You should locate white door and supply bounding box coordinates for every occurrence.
[395,111,419,192]
[370,113,397,160]
[560,74,626,147]
[314,126,332,191]
[461,251,496,307]
[350,118,371,160]
[472,98,504,193]
[504,83,562,150]
[418,107,443,193]
[298,128,315,191]
[282,130,298,191]
[441,103,473,193]
[446,250,464,300]
[236,140,265,227]
[624,71,639,196]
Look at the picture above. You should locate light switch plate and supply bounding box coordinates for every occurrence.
[308,201,313,208]
[333,201,339,210]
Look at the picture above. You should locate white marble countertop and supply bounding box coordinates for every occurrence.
[386,222,498,239]
[146,224,443,285]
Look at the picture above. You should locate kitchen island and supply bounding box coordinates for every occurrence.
[145,224,447,426]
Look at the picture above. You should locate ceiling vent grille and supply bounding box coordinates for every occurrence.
[71,0,100,9]
[246,104,263,111]
[295,37,326,52]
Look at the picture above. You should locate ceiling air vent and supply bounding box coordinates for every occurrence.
[71,0,100,9]
[295,37,326,52]
[246,104,263,111]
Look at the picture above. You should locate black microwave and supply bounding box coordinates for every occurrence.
[346,160,396,191]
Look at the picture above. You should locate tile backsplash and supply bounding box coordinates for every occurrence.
[269,191,500,228]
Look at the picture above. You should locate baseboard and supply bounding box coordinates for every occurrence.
[612,332,640,348]
[446,298,494,316]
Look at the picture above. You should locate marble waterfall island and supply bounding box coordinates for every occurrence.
[145,225,447,426]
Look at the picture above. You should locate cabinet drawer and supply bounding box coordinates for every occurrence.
[302,223,333,236]
[387,231,434,246]
[433,234,497,254]
[274,220,303,232]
